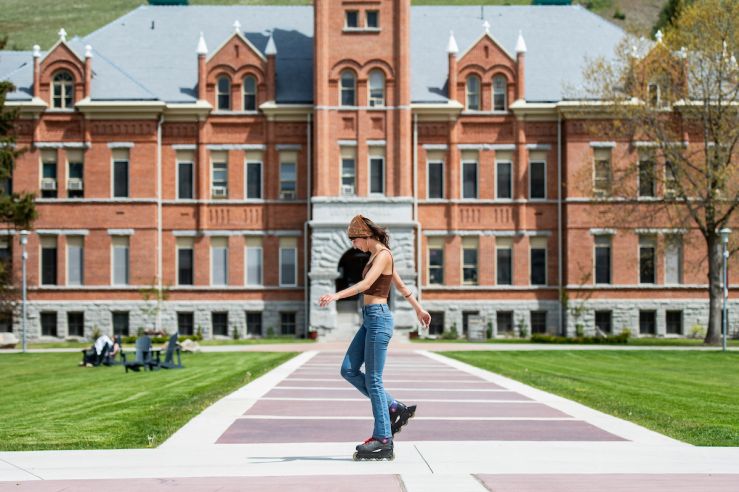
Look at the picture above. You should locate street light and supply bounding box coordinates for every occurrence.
[19,230,29,354]
[720,228,731,352]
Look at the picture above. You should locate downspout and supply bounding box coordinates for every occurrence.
[156,113,164,332]
[557,111,564,336]
[304,112,312,336]
[413,113,421,305]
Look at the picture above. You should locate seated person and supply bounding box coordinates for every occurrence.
[80,334,118,367]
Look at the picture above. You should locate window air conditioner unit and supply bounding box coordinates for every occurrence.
[280,190,296,200]
[212,186,228,198]
[341,184,355,196]
[41,178,57,191]
[67,178,83,191]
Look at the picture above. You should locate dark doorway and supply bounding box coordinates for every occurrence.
[336,248,370,311]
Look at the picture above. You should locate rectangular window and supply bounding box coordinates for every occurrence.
[428,239,444,285]
[428,311,444,336]
[595,310,612,334]
[594,235,612,284]
[177,312,194,336]
[67,150,84,199]
[1,160,12,195]
[638,154,656,198]
[112,311,129,336]
[112,236,129,285]
[0,311,12,332]
[245,237,263,286]
[212,312,228,337]
[664,161,678,198]
[639,236,656,284]
[593,148,611,197]
[496,160,512,199]
[67,311,84,337]
[530,238,547,286]
[427,160,444,199]
[41,236,57,286]
[281,312,296,335]
[41,150,57,198]
[211,153,228,199]
[280,238,297,287]
[496,239,513,285]
[462,311,480,336]
[665,235,683,285]
[211,237,228,286]
[497,311,514,335]
[341,147,356,196]
[112,149,129,198]
[366,10,379,28]
[530,311,547,334]
[177,238,194,286]
[666,310,683,335]
[462,159,478,199]
[246,311,262,336]
[639,310,656,335]
[0,238,9,283]
[280,156,297,200]
[66,236,84,286]
[345,10,359,28]
[177,152,194,200]
[462,237,478,285]
[245,160,262,199]
[41,312,57,337]
[369,155,384,195]
[529,159,546,199]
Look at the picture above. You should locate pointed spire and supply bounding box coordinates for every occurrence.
[515,30,527,54]
[58,28,67,42]
[33,45,41,58]
[196,32,208,55]
[655,29,663,44]
[85,45,93,58]
[265,31,277,56]
[482,20,490,34]
[679,46,688,59]
[233,20,241,33]
[447,31,458,54]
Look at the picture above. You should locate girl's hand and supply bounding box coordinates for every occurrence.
[318,293,338,307]
[417,309,431,328]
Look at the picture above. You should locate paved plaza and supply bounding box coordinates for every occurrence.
[1,345,739,491]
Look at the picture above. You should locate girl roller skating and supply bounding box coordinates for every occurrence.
[319,215,431,461]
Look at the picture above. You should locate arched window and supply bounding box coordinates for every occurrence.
[216,76,231,110]
[340,70,356,107]
[466,75,480,111]
[368,69,385,107]
[52,70,74,109]
[493,75,507,111]
[243,75,257,111]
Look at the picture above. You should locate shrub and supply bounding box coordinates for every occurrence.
[613,8,626,20]
[486,321,493,339]
[689,324,706,339]
[531,331,630,344]
[441,323,459,340]
[575,323,585,337]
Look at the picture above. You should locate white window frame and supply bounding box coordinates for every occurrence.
[40,236,58,286]
[466,75,480,111]
[340,70,357,107]
[176,152,195,200]
[52,70,74,109]
[210,237,229,286]
[496,239,513,286]
[529,238,547,286]
[461,237,479,286]
[427,159,444,199]
[242,74,257,111]
[175,238,194,286]
[66,149,84,197]
[279,152,297,200]
[593,148,612,197]
[593,235,612,285]
[664,161,678,198]
[245,239,263,286]
[368,149,385,196]
[427,238,444,286]
[495,158,513,200]
[211,153,228,199]
[111,236,130,286]
[461,157,478,200]
[368,69,385,107]
[111,149,130,199]
[279,246,298,287]
[492,74,507,112]
[638,153,656,199]
[340,147,356,196]
[529,159,547,200]
[638,235,657,285]
[216,75,231,111]
[664,234,683,285]
[66,236,84,286]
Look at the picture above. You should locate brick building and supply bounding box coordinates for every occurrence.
[0,2,736,341]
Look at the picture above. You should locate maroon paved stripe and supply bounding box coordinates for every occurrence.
[264,388,531,401]
[217,418,624,443]
[278,380,505,390]
[475,474,739,492]
[245,400,571,418]
[0,475,404,492]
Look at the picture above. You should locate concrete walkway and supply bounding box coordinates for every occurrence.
[2,347,739,491]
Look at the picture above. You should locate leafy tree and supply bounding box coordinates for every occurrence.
[653,0,693,35]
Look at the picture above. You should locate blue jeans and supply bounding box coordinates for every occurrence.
[340,303,394,440]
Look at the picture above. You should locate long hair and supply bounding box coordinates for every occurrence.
[362,216,390,248]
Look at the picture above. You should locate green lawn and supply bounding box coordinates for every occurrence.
[413,337,739,347]
[25,337,314,349]
[443,350,739,446]
[0,351,295,450]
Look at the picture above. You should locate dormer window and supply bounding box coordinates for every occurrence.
[340,70,356,107]
[466,75,480,111]
[52,70,74,109]
[493,75,507,112]
[243,75,257,111]
[647,80,670,108]
[216,76,231,110]
[345,11,359,29]
[366,11,379,29]
[368,69,385,107]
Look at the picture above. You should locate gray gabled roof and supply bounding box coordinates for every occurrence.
[1,4,625,105]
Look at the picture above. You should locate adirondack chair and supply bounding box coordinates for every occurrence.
[124,335,155,373]
[80,341,110,367]
[158,334,183,369]
[102,336,124,366]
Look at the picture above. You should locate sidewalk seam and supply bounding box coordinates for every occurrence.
[0,457,44,481]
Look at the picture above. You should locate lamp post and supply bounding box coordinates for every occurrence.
[19,230,29,353]
[720,228,731,352]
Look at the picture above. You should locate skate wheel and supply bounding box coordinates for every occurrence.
[352,452,360,461]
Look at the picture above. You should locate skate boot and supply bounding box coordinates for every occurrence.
[353,437,394,461]
[389,401,417,435]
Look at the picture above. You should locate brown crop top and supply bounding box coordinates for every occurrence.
[362,250,394,298]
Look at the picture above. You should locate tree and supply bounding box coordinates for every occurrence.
[653,0,693,35]
[581,0,738,344]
